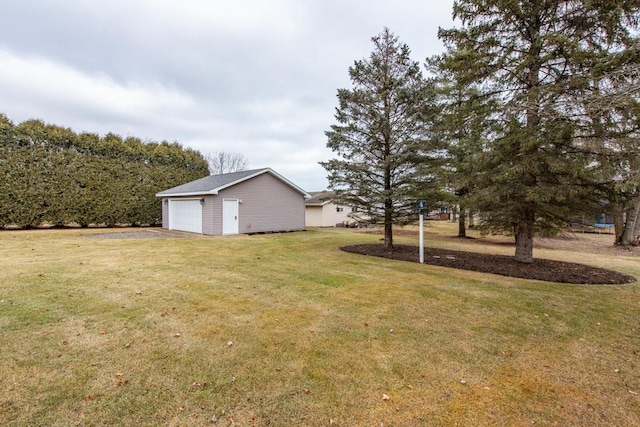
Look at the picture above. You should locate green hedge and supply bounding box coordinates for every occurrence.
[0,114,209,228]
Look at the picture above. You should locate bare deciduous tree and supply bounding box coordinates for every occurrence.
[205,152,249,175]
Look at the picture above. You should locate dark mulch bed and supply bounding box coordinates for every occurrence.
[341,244,636,285]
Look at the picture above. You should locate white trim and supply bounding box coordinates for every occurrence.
[157,191,214,197]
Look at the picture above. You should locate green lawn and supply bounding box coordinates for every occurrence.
[1,224,639,426]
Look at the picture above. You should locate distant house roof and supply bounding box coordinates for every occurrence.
[305,190,335,206]
[156,168,309,197]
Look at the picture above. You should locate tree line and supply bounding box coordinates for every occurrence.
[0,114,209,228]
[322,1,640,262]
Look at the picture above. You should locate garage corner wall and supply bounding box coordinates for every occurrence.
[161,198,169,229]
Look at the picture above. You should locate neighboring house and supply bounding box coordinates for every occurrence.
[305,190,359,227]
[156,168,309,235]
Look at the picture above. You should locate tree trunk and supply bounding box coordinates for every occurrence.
[633,212,640,244]
[383,113,393,248]
[514,216,534,264]
[620,196,640,246]
[468,210,475,229]
[613,202,625,245]
[513,22,540,266]
[384,219,393,248]
[458,206,466,237]
[383,197,393,249]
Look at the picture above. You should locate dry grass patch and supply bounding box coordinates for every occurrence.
[1,225,639,426]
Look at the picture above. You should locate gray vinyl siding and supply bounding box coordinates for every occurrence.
[202,195,215,235]
[214,172,305,235]
[161,199,169,229]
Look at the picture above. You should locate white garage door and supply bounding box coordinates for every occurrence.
[169,199,203,234]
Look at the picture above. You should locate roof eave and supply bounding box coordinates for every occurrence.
[155,190,218,198]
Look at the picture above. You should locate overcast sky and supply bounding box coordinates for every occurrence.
[0,0,454,191]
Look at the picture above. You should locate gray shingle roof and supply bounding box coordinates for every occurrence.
[305,190,335,206]
[156,168,309,197]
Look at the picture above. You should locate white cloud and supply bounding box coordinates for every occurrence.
[0,50,195,128]
[116,0,305,36]
[0,0,455,190]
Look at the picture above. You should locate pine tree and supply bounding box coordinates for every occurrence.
[571,37,640,246]
[426,55,498,238]
[438,0,639,262]
[321,28,440,248]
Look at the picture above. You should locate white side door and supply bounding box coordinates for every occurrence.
[222,199,239,235]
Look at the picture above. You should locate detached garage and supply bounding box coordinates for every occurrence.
[156,168,309,235]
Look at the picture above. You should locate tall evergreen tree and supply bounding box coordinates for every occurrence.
[426,55,498,238]
[571,41,640,246]
[438,0,639,262]
[321,28,440,248]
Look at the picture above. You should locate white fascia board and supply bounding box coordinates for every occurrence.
[155,190,218,198]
